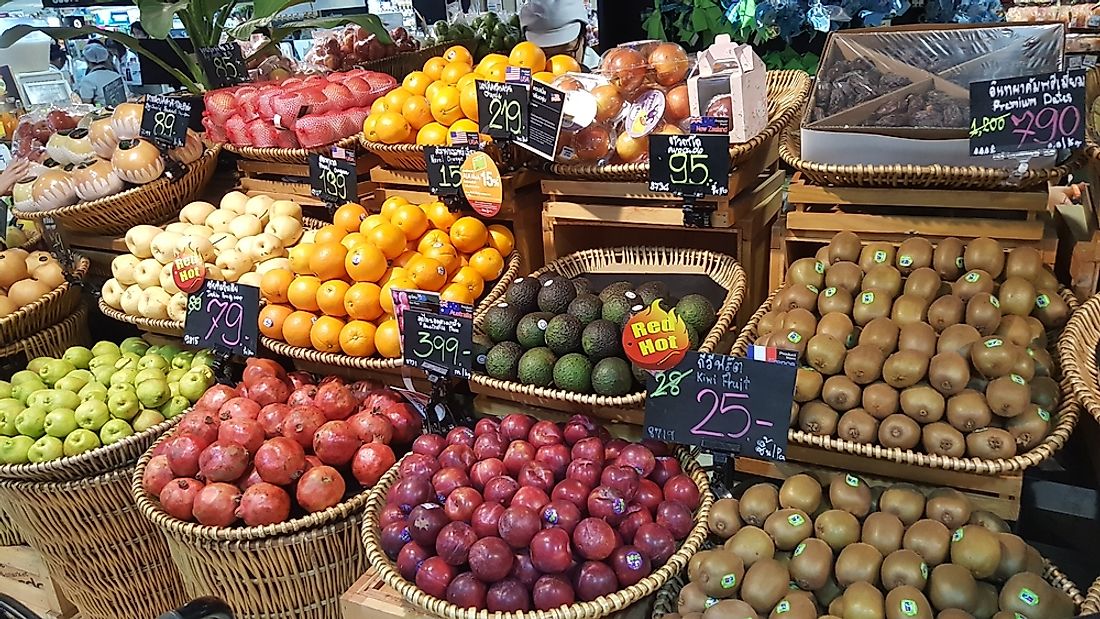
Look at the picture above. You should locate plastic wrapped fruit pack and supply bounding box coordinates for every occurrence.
[10,105,88,163]
[303,25,419,71]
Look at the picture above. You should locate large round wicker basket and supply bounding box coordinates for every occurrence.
[0,255,88,345]
[0,302,90,367]
[0,506,21,545]
[362,447,712,619]
[1058,292,1100,424]
[1083,576,1100,613]
[223,134,361,164]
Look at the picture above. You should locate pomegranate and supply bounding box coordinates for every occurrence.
[473,431,506,460]
[431,467,470,499]
[469,536,514,583]
[499,413,535,442]
[615,444,656,477]
[400,452,441,479]
[511,486,550,513]
[575,560,618,601]
[318,375,345,387]
[533,574,575,611]
[446,426,474,447]
[518,461,555,494]
[198,441,250,482]
[287,384,318,407]
[164,434,211,478]
[415,556,456,599]
[486,578,530,612]
[408,503,449,547]
[238,482,291,526]
[282,405,326,448]
[571,437,604,466]
[160,478,204,521]
[656,500,693,539]
[447,573,487,608]
[573,517,616,560]
[436,521,477,566]
[412,433,447,457]
[176,411,220,444]
[347,379,379,404]
[237,467,263,490]
[471,501,506,538]
[351,442,396,486]
[530,528,572,574]
[610,545,651,586]
[296,465,346,513]
[381,522,412,559]
[444,486,483,523]
[634,522,676,565]
[218,418,265,454]
[142,455,174,497]
[348,412,391,444]
[539,499,581,535]
[314,382,357,420]
[470,458,506,490]
[246,377,290,407]
[192,482,241,527]
[242,358,287,385]
[565,458,601,488]
[601,465,640,501]
[195,384,238,412]
[253,437,306,485]
[474,417,499,436]
[258,403,291,438]
[312,420,361,466]
[528,420,564,448]
[499,505,540,549]
[286,371,314,389]
[397,542,430,581]
[483,475,519,504]
[387,477,434,513]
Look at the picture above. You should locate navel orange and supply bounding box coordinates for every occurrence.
[310,315,345,353]
[287,276,322,311]
[344,282,383,321]
[340,320,377,357]
[258,304,293,340]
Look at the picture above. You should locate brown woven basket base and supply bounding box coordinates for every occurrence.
[1058,293,1100,424]
[0,505,21,546]
[0,303,89,362]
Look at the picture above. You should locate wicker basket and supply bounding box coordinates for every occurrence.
[223,134,361,165]
[132,432,371,619]
[13,147,220,235]
[0,506,21,545]
[1083,576,1100,613]
[13,229,43,252]
[363,447,712,619]
[360,137,514,172]
[0,302,89,370]
[547,70,812,182]
[0,255,88,345]
[470,246,747,409]
[355,40,474,81]
[733,288,1080,475]
[1059,293,1100,425]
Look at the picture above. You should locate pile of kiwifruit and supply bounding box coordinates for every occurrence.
[661,473,1076,619]
[757,232,1068,460]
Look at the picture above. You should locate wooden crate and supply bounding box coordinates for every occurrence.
[368,166,545,274]
[0,545,76,619]
[235,154,378,208]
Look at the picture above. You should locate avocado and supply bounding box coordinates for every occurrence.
[505,277,540,314]
[537,277,578,314]
[582,319,622,361]
[592,357,634,396]
[516,312,554,349]
[545,314,583,355]
[572,277,593,295]
[517,347,557,387]
[676,294,718,336]
[599,281,635,302]
[686,323,700,350]
[602,290,641,328]
[482,303,522,343]
[537,271,562,284]
[568,294,603,325]
[553,353,593,393]
[484,341,523,380]
[636,281,670,306]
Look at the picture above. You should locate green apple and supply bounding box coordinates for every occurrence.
[27,435,64,462]
[44,408,78,438]
[0,399,21,436]
[171,351,194,370]
[99,419,134,445]
[88,353,120,371]
[120,337,150,356]
[0,435,34,464]
[160,395,190,419]
[107,389,140,421]
[38,359,75,386]
[14,406,47,438]
[110,368,138,387]
[26,356,52,374]
[0,380,12,400]
[79,382,107,402]
[91,365,115,387]
[55,374,88,394]
[63,429,100,456]
[75,400,110,431]
[134,368,166,386]
[178,368,214,403]
[12,379,45,405]
[133,409,165,432]
[62,346,94,370]
[138,354,170,372]
[11,370,39,385]
[136,379,171,408]
[167,368,186,384]
[90,341,121,358]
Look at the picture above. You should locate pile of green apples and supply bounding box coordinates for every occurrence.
[0,337,215,464]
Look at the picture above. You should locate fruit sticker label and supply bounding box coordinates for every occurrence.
[985,338,1004,348]
[786,331,802,344]
[845,474,860,487]
[721,573,738,588]
[1036,294,1051,309]
[965,272,982,283]
[899,255,913,267]
[990,296,1000,308]
[459,151,503,217]
[625,550,644,570]
[953,528,964,542]
[900,599,919,617]
[874,250,888,263]
[625,89,665,138]
[1019,588,1040,606]
[787,513,805,526]
[1038,408,1051,421]
[1011,374,1026,385]
[704,598,719,609]
[622,299,691,371]
[814,261,825,273]
[956,256,965,268]
[172,250,205,294]
[861,292,875,304]
[776,600,790,613]
[920,563,928,579]
[824,287,837,297]
[793,543,806,557]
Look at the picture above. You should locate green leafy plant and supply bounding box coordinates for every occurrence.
[0,0,390,93]
[643,0,757,49]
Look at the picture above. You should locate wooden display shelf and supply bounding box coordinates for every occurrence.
[0,545,77,619]
[235,154,378,207]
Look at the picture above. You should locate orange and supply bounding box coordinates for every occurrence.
[317,279,350,316]
[309,242,349,281]
[370,99,387,115]
[425,201,459,231]
[421,242,460,276]
[282,310,318,348]
[409,256,448,291]
[375,111,412,144]
[380,196,408,219]
[334,203,367,233]
[425,80,445,103]
[448,119,479,143]
[287,276,322,311]
[469,247,504,280]
[375,319,401,358]
[260,269,293,303]
[340,232,368,250]
[487,224,515,256]
[416,122,449,146]
[362,115,380,142]
[368,222,407,260]
[344,282,383,321]
[314,225,345,245]
[345,243,387,282]
[392,249,419,268]
[456,72,477,91]
[449,216,489,253]
[548,54,581,75]
[429,85,463,126]
[382,266,407,283]
[401,95,434,130]
[380,277,416,314]
[402,71,431,96]
[418,229,452,252]
[440,283,476,305]
[288,244,313,274]
[259,304,293,340]
[509,42,546,73]
[533,71,555,83]
[383,88,412,112]
[444,45,474,66]
[478,53,508,73]
[360,214,388,233]
[450,266,485,298]
[339,320,377,357]
[391,203,429,240]
[423,57,448,81]
[310,315,345,353]
[439,61,472,86]
[482,63,507,83]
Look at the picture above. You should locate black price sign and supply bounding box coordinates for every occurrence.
[649,133,730,196]
[644,349,796,460]
[401,309,473,378]
[518,81,565,161]
[309,151,356,205]
[477,80,528,141]
[183,280,260,357]
[139,95,192,148]
[425,146,471,196]
[198,42,248,89]
[969,70,1086,157]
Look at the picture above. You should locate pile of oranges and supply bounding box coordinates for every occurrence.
[258,198,514,358]
[362,42,582,145]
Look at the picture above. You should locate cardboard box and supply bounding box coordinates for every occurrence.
[0,545,76,619]
[688,35,768,143]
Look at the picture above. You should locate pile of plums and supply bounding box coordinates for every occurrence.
[376,413,703,612]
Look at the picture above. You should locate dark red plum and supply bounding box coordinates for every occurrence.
[551,478,589,509]
[438,444,475,472]
[518,461,555,494]
[486,578,531,612]
[528,420,564,448]
[470,501,506,538]
[446,426,474,447]
[656,501,694,540]
[407,503,449,548]
[499,414,535,442]
[565,458,601,488]
[502,440,536,477]
[482,475,519,504]
[533,574,576,611]
[396,542,430,581]
[634,522,677,565]
[415,556,455,598]
[601,465,640,501]
[473,431,506,460]
[443,487,483,523]
[468,537,514,583]
[535,444,570,479]
[663,474,701,510]
[380,522,411,559]
[610,546,651,587]
[431,467,470,499]
[540,500,582,535]
[498,505,540,549]
[511,486,550,513]
[469,458,505,490]
[615,444,656,477]
[411,433,446,457]
[572,517,616,561]
[570,437,604,466]
[574,561,618,601]
[530,528,572,574]
[446,572,487,608]
[436,521,478,566]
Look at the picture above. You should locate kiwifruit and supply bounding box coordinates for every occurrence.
[985,374,1030,418]
[928,563,978,614]
[970,337,1016,378]
[1024,544,1046,574]
[860,243,896,272]
[853,290,894,326]
[859,317,900,354]
[881,549,929,591]
[799,401,839,436]
[974,582,1000,619]
[678,581,711,613]
[963,237,1005,278]
[763,508,812,550]
[879,414,921,449]
[946,390,993,433]
[896,238,934,273]
[996,277,1036,317]
[937,610,975,619]
[725,526,775,568]
[815,509,861,552]
[880,485,926,526]
[898,322,938,358]
[1010,349,1035,382]
[739,484,779,526]
[928,353,970,396]
[1005,404,1051,450]
[1030,375,1060,409]
[937,324,981,356]
[758,310,787,337]
[921,422,966,457]
[891,295,929,326]
[835,542,883,587]
[794,367,824,403]
[991,532,1029,583]
[934,238,966,281]
[927,296,965,333]
[771,330,808,356]
[806,335,847,375]
[969,510,1010,534]
[1034,268,1060,294]
[861,511,905,556]
[1005,246,1044,280]
[815,246,829,264]
[818,286,854,316]
[789,538,833,590]
[769,592,818,619]
[883,350,929,389]
[900,384,945,423]
[844,581,886,619]
[788,257,826,290]
[818,312,856,346]
[826,261,864,293]
[829,231,863,264]
[774,284,820,312]
[822,376,861,411]
[925,488,971,528]
[866,265,904,298]
[948,525,1001,580]
[784,308,819,340]
[1027,344,1052,376]
[699,550,746,597]
[703,599,759,619]
[740,559,790,614]
[965,293,1002,336]
[965,427,1017,459]
[779,474,822,514]
[1025,317,1048,345]
[903,519,951,566]
[708,498,743,539]
[815,576,844,608]
[952,270,994,302]
[838,409,879,444]
[688,550,714,582]
[863,383,900,419]
[1033,290,1070,329]
[829,474,872,517]
[829,597,847,619]
[995,315,1034,347]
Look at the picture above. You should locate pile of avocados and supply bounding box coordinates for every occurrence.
[760,232,1069,460]
[667,473,1075,619]
[477,273,717,395]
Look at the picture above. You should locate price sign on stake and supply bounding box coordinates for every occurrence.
[401,308,474,378]
[518,81,566,161]
[309,148,356,205]
[425,145,472,196]
[183,280,260,357]
[649,133,730,196]
[476,80,529,141]
[198,42,248,89]
[139,95,192,148]
[644,349,796,461]
[969,70,1086,157]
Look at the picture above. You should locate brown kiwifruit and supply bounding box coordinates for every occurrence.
[1025,317,1048,345]
[817,286,854,316]
[1011,349,1035,382]
[698,549,746,597]
[1005,404,1051,450]
[903,519,951,566]
[970,336,1016,378]
[805,335,846,375]
[879,414,921,449]
[928,352,970,396]
[1033,290,1070,329]
[952,270,995,302]
[829,231,863,264]
[965,293,1002,336]
[999,573,1069,619]
[995,314,1034,347]
[900,384,946,423]
[934,238,966,281]
[844,581,886,619]
[881,549,929,591]
[990,532,1029,584]
[829,473,872,517]
[725,526,776,567]
[921,422,966,457]
[740,558,790,614]
[965,428,1017,459]
[822,375,861,411]
[937,610,975,619]
[708,498,743,539]
[950,524,1002,580]
[998,277,1037,317]
[905,267,943,298]
[897,238,935,274]
[946,390,993,433]
[689,549,715,581]
[863,382,900,419]
[1005,246,1044,280]
[1034,268,1061,294]
[739,484,779,526]
[883,350,930,389]
[772,329,808,356]
[860,243,896,272]
[898,322,938,358]
[928,563,978,615]
[678,581,710,613]
[815,575,843,607]
[788,257,826,290]
[815,509,861,552]
[838,408,879,444]
[769,592,818,619]
[937,324,981,356]
[799,401,839,436]
[926,488,972,528]
[774,284,820,312]
[865,265,904,298]
[783,308,819,339]
[854,290,894,326]
[862,511,905,556]
[818,312,856,345]
[985,374,1030,418]
[860,317,901,354]
[969,510,1010,534]
[779,474,822,514]
[974,582,1000,619]
[826,260,864,293]
[1024,544,1046,575]
[964,237,1005,278]
[892,294,930,326]
[763,508,813,550]
[794,366,823,403]
[927,296,965,333]
[703,599,759,619]
[835,542,883,587]
[758,310,787,337]
[880,485,926,526]
[1030,375,1060,409]
[844,345,886,385]
[789,537,833,590]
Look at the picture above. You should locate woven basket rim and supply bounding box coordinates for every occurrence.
[0,254,88,333]
[13,147,221,222]
[1058,292,1100,426]
[734,286,1079,474]
[98,299,184,333]
[223,134,361,163]
[1083,574,1100,613]
[470,246,747,408]
[363,447,712,619]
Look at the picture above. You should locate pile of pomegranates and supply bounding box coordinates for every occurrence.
[376,413,702,612]
[141,358,421,528]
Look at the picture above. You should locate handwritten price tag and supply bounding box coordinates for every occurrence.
[183,280,260,357]
[309,149,356,205]
[476,80,529,141]
[198,43,248,89]
[139,95,191,148]
[425,145,472,196]
[649,133,730,196]
[401,308,473,378]
[969,70,1085,157]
